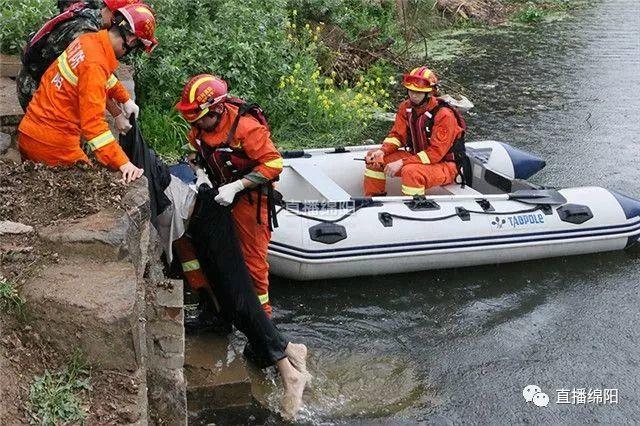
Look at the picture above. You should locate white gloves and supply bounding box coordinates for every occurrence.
[214,180,245,206]
[123,99,140,119]
[195,167,212,189]
[113,113,132,135]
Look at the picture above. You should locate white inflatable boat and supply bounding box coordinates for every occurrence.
[268,141,640,280]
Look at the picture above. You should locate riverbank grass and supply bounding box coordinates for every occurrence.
[28,349,92,425]
[0,277,26,318]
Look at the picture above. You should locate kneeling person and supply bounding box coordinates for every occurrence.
[17,3,158,182]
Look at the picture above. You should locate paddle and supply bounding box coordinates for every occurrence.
[353,189,567,206]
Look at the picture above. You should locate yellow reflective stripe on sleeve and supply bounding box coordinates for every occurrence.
[258,293,269,305]
[264,158,283,169]
[383,137,401,147]
[181,260,200,272]
[57,51,78,86]
[417,151,431,164]
[364,169,386,180]
[402,185,425,195]
[86,130,116,151]
[105,74,118,89]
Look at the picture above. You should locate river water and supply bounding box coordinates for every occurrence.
[261,0,640,423]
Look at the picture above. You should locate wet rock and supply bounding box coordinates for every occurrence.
[0,221,33,235]
[185,333,252,413]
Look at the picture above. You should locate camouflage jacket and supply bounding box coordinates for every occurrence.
[17,7,103,110]
[23,7,103,82]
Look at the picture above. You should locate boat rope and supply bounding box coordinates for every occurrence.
[276,203,546,225]
[382,205,544,223]
[276,204,366,224]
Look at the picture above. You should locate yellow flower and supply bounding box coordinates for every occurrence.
[316,26,321,33]
[373,102,379,108]
[376,77,381,83]
[278,81,285,89]
[305,23,310,29]
[330,71,337,77]
[294,63,301,69]
[292,9,298,16]
[292,23,297,29]
[313,35,318,42]
[324,78,333,86]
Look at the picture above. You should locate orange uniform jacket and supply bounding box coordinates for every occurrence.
[18,30,131,169]
[188,103,283,184]
[380,97,462,166]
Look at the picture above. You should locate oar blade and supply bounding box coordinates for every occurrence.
[509,189,567,205]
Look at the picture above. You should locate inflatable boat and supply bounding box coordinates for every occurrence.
[269,141,640,280]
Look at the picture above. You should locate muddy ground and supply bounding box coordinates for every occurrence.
[0,159,140,424]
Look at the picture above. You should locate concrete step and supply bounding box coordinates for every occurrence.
[185,333,252,414]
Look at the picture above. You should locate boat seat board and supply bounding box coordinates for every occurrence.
[288,162,352,201]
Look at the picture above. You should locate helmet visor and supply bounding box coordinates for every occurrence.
[402,74,434,91]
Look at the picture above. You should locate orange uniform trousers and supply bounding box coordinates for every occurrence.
[18,132,92,166]
[232,192,272,317]
[173,236,209,291]
[364,150,458,196]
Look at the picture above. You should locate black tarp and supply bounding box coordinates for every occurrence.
[189,188,288,366]
[118,116,172,226]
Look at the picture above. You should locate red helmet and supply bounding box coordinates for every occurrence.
[103,0,139,11]
[114,3,158,53]
[402,66,439,93]
[176,74,228,123]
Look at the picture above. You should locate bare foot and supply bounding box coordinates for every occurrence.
[278,358,306,421]
[286,343,312,381]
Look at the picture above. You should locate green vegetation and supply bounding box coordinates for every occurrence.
[0,0,54,54]
[133,0,412,155]
[509,0,586,24]
[0,277,26,318]
[28,348,92,426]
[514,3,546,23]
[1,0,581,155]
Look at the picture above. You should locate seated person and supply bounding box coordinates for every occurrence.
[363,66,464,196]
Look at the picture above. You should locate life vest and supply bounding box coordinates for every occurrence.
[192,99,280,229]
[405,99,471,187]
[21,2,86,74]
[193,98,269,186]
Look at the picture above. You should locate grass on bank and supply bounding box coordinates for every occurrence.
[0,277,26,319]
[28,348,92,426]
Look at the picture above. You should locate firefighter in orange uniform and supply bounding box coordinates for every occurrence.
[17,3,158,183]
[176,74,283,317]
[364,66,464,196]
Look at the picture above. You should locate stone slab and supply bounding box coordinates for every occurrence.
[38,209,128,259]
[185,334,252,411]
[0,55,20,78]
[22,259,139,370]
[0,78,23,126]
